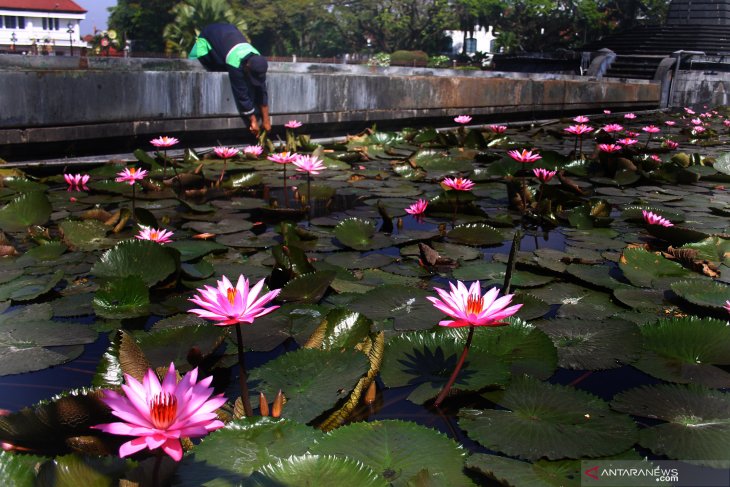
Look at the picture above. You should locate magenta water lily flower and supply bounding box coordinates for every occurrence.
[454,115,472,125]
[598,143,622,153]
[405,199,428,216]
[116,167,148,185]
[507,149,542,163]
[663,139,679,150]
[189,275,280,326]
[684,107,695,115]
[442,177,475,191]
[642,210,673,227]
[243,145,264,158]
[64,173,90,191]
[617,138,638,146]
[624,113,637,119]
[690,118,704,126]
[267,152,297,164]
[564,124,594,136]
[724,120,730,127]
[292,154,326,175]
[724,300,730,313]
[428,280,522,328]
[150,136,179,148]
[214,147,239,160]
[665,120,676,126]
[642,125,661,133]
[136,227,174,244]
[92,363,225,462]
[649,155,662,163]
[533,168,557,183]
[603,109,611,114]
[489,124,507,133]
[693,126,707,134]
[285,120,302,129]
[573,115,590,123]
[602,123,624,133]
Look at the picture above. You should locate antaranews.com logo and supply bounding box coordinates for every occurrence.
[581,460,729,487]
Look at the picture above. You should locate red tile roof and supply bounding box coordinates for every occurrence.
[0,1,87,13]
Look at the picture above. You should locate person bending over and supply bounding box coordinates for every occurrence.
[189,23,271,136]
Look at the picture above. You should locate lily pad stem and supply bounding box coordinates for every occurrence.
[434,325,474,407]
[235,323,253,417]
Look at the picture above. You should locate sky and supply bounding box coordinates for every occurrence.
[77,0,117,35]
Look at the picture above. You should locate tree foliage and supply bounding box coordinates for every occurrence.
[163,0,248,55]
[108,0,178,53]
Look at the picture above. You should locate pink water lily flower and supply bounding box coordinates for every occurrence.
[136,226,174,244]
[626,131,640,137]
[292,154,326,175]
[663,139,679,150]
[693,126,707,134]
[724,300,730,313]
[427,280,522,328]
[603,109,611,114]
[507,149,542,163]
[92,363,226,461]
[285,120,302,129]
[598,143,622,153]
[454,115,472,124]
[724,120,730,127]
[649,155,662,163]
[533,168,557,183]
[115,167,148,185]
[690,118,703,126]
[616,138,638,146]
[214,146,240,160]
[624,113,637,119]
[243,145,264,158]
[267,152,297,164]
[489,124,507,133]
[665,120,676,126]
[564,124,594,136]
[189,275,280,326]
[64,173,90,191]
[150,136,179,148]
[642,210,673,227]
[573,115,590,123]
[642,125,661,133]
[684,107,695,115]
[405,199,428,215]
[602,124,624,133]
[442,177,475,191]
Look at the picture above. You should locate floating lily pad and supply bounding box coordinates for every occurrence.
[529,282,622,320]
[537,318,642,370]
[566,264,626,290]
[278,271,336,304]
[248,348,369,424]
[348,285,443,331]
[334,218,388,251]
[452,262,554,288]
[634,316,730,387]
[92,240,178,286]
[679,237,730,266]
[466,454,579,487]
[0,450,37,486]
[0,191,52,232]
[183,218,254,235]
[36,453,132,487]
[167,240,228,262]
[671,280,730,309]
[613,287,667,311]
[248,454,387,487]
[312,420,470,487]
[93,275,150,319]
[513,293,552,321]
[175,418,325,487]
[59,219,114,251]
[611,384,730,468]
[380,330,510,404]
[619,248,695,288]
[305,308,373,351]
[0,270,63,302]
[646,224,709,246]
[24,242,67,261]
[447,224,504,246]
[459,377,637,460]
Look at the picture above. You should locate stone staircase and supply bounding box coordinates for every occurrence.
[603,55,667,80]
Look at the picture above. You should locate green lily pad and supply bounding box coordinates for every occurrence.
[348,285,443,331]
[537,318,642,370]
[248,348,369,424]
[529,282,623,320]
[619,248,695,288]
[646,224,709,246]
[0,450,37,486]
[278,271,336,304]
[135,324,227,372]
[181,259,215,280]
[242,304,327,351]
[566,264,626,290]
[380,330,510,404]
[0,191,52,232]
[611,384,730,468]
[230,172,263,188]
[175,417,325,487]
[36,453,132,487]
[312,420,471,487]
[613,287,667,311]
[679,237,730,266]
[334,218,388,251]
[634,316,730,387]
[59,219,114,251]
[183,218,254,235]
[324,252,394,270]
[452,262,554,288]
[247,454,387,487]
[167,240,228,262]
[92,276,150,319]
[671,280,730,309]
[459,377,637,460]
[513,293,552,321]
[92,240,178,286]
[24,242,68,261]
[466,454,580,487]
[306,308,373,351]
[447,224,504,246]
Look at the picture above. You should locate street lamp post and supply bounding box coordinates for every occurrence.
[10,32,17,52]
[67,23,75,56]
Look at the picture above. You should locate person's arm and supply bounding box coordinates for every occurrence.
[260,105,271,132]
[228,67,259,134]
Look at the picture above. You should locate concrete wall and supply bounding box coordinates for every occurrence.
[0,55,661,147]
[669,70,730,108]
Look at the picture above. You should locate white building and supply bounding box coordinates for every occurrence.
[445,25,497,56]
[0,0,86,55]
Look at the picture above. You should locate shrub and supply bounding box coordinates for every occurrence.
[390,50,429,66]
[367,52,391,67]
[428,55,451,68]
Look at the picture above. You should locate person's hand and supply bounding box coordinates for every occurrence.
[249,115,260,136]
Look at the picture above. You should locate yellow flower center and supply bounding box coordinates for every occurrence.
[130,168,137,175]
[466,293,483,316]
[227,287,237,305]
[150,230,159,240]
[150,392,177,430]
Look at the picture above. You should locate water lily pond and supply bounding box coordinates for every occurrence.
[0,107,729,486]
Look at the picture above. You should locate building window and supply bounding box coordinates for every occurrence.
[42,18,60,30]
[4,16,25,29]
[18,17,25,29]
[465,38,477,55]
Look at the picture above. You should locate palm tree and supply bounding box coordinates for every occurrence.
[163,0,248,56]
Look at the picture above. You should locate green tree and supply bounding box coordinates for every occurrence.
[163,0,248,56]
[108,0,178,53]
